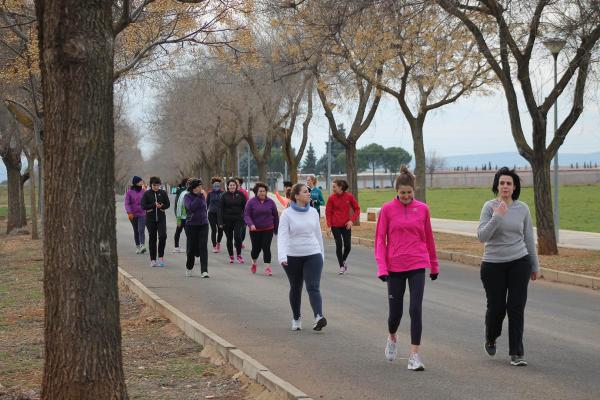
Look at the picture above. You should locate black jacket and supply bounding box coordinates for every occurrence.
[141,189,171,222]
[218,190,246,226]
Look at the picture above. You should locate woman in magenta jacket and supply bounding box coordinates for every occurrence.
[374,166,439,371]
[124,176,147,254]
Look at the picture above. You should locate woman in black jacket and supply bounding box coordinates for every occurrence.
[218,178,247,264]
[140,176,170,267]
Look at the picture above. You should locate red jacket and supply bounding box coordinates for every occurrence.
[326,191,360,228]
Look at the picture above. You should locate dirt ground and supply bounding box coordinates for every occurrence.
[0,227,264,400]
[322,220,600,278]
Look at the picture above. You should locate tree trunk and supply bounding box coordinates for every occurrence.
[35,0,128,398]
[6,162,26,233]
[411,118,427,202]
[531,152,558,255]
[345,144,360,226]
[256,159,267,183]
[227,145,238,178]
[19,172,29,227]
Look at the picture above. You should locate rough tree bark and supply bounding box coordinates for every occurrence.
[35,0,128,398]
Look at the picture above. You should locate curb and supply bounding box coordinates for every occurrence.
[118,268,313,400]
[322,230,600,290]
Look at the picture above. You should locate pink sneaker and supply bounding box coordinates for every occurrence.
[237,255,245,264]
[251,262,257,274]
[216,243,221,253]
[229,256,234,264]
[241,243,246,249]
[212,246,218,253]
[264,266,272,276]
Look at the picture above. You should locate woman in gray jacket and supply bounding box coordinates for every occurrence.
[477,167,539,367]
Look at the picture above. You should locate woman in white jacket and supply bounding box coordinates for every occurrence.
[278,183,327,332]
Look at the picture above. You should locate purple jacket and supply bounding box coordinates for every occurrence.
[244,196,278,231]
[184,192,208,226]
[124,187,145,217]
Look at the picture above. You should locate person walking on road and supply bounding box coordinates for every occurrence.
[275,180,293,208]
[374,166,439,371]
[173,177,189,253]
[125,175,147,254]
[141,176,170,267]
[184,178,210,278]
[244,182,279,276]
[278,183,327,332]
[477,167,539,367]
[325,178,360,274]
[207,177,224,253]
[236,177,250,248]
[219,179,247,264]
[307,175,325,217]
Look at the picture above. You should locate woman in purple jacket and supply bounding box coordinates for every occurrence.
[184,178,210,278]
[244,182,279,276]
[124,176,146,254]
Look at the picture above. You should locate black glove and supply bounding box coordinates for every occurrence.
[430,273,438,281]
[379,275,388,282]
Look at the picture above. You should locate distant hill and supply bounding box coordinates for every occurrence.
[443,152,600,169]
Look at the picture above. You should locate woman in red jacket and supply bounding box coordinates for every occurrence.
[325,179,360,274]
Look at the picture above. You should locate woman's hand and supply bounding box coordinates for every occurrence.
[281,261,288,267]
[250,225,257,231]
[492,201,508,216]
[345,221,353,230]
[531,271,538,281]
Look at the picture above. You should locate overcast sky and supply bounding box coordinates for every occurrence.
[126,79,600,161]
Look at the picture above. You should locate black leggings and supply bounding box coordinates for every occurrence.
[208,212,223,246]
[174,219,186,248]
[481,256,531,356]
[185,224,209,273]
[284,254,323,320]
[250,230,274,263]
[331,227,351,267]
[223,219,244,256]
[146,217,167,261]
[387,269,425,346]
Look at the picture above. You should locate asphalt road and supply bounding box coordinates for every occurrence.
[116,203,600,400]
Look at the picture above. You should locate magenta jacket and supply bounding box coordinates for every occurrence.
[374,198,439,277]
[124,187,145,217]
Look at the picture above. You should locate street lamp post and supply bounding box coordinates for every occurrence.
[543,38,566,243]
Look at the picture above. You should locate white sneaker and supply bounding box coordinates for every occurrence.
[385,338,397,361]
[291,319,302,331]
[185,269,192,278]
[200,272,210,278]
[135,245,141,254]
[173,247,181,253]
[407,353,425,371]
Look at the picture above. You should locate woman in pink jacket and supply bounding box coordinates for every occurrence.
[374,166,439,371]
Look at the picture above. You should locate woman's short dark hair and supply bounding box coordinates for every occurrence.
[226,178,238,188]
[236,177,244,185]
[179,177,189,187]
[333,178,348,191]
[253,182,269,195]
[149,176,161,185]
[290,183,306,203]
[187,178,202,191]
[211,176,222,184]
[395,165,415,190]
[283,181,293,188]
[492,167,521,200]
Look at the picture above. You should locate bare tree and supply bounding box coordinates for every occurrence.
[425,150,446,188]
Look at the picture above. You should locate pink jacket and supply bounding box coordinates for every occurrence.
[374,198,439,277]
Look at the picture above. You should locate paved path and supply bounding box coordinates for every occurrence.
[117,201,600,400]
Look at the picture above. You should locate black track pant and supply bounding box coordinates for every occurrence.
[174,219,186,248]
[387,268,425,346]
[185,224,209,273]
[223,219,244,256]
[481,256,531,356]
[208,212,223,246]
[331,227,352,267]
[250,230,274,263]
[146,217,167,261]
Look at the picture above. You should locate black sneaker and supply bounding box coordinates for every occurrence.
[484,340,496,356]
[510,355,527,366]
[313,315,327,331]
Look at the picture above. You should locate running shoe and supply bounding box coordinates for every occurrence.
[385,338,397,362]
[407,353,425,371]
[338,266,345,275]
[510,355,527,366]
[185,269,192,278]
[157,258,166,267]
[313,315,327,331]
[251,262,257,274]
[485,340,497,356]
[172,247,181,253]
[241,243,246,249]
[200,272,210,278]
[264,266,273,276]
[150,260,157,267]
[291,319,302,331]
[135,245,141,254]
[139,245,146,254]
[342,261,348,273]
[212,246,218,253]
[237,255,245,264]
[216,243,221,253]
[229,256,234,264]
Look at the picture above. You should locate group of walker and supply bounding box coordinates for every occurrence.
[125,166,539,369]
